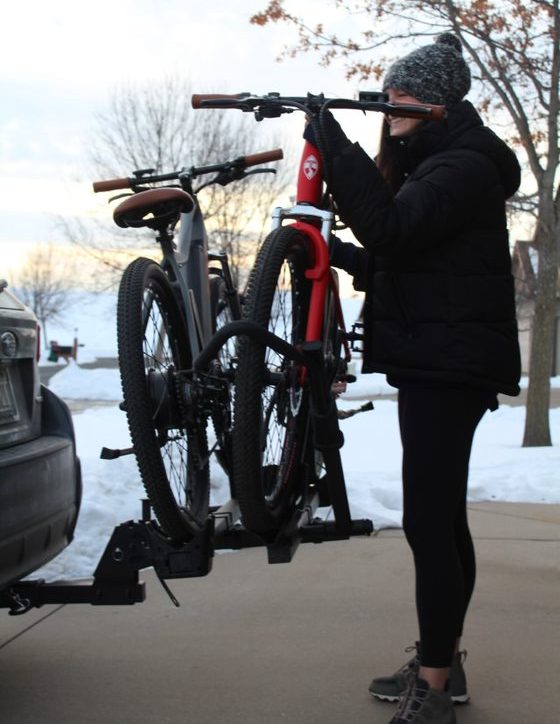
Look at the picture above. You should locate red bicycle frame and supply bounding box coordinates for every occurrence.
[271,139,351,361]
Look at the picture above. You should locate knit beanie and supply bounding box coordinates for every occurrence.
[383,33,471,107]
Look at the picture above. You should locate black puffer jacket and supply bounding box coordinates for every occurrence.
[330,101,521,396]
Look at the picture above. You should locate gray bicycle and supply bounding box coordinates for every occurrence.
[93,149,283,542]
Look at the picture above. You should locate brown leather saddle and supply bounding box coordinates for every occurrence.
[113,188,194,230]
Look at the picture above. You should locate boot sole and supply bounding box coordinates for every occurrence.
[369,692,470,705]
[369,692,400,702]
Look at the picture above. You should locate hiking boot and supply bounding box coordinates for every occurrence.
[370,643,420,702]
[388,677,456,724]
[369,643,469,704]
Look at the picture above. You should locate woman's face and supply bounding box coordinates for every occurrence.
[385,88,424,138]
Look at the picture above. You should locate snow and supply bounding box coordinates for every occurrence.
[39,291,119,363]
[48,364,122,401]
[35,294,560,581]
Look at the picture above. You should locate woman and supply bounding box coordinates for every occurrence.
[306,33,521,724]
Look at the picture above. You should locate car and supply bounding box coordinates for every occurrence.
[0,279,81,596]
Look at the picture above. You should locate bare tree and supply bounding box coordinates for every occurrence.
[75,76,290,289]
[252,0,560,445]
[16,244,75,349]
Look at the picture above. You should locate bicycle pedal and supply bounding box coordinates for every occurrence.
[100,445,135,460]
[337,401,374,420]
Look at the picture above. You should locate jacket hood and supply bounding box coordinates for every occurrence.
[399,101,521,198]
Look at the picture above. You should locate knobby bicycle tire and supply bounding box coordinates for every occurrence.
[232,226,313,533]
[117,258,209,542]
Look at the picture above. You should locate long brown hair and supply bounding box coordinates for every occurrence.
[375,120,407,195]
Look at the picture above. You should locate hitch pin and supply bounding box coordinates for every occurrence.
[7,589,32,616]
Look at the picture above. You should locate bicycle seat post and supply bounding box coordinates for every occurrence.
[156,225,175,255]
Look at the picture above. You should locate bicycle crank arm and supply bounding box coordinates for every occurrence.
[337,401,374,420]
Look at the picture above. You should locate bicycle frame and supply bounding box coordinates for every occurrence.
[270,139,351,361]
[93,151,281,367]
[162,196,213,360]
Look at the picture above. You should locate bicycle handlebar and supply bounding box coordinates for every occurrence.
[191,92,446,122]
[92,148,283,193]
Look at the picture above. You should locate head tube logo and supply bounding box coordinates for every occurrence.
[303,154,319,180]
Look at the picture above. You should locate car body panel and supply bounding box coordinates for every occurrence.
[0,282,81,592]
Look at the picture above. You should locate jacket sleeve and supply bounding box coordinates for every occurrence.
[330,142,502,256]
[330,236,369,291]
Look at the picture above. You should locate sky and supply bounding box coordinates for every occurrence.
[1,0,537,289]
[36,293,560,580]
[1,0,382,279]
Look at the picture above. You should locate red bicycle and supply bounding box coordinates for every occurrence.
[193,92,444,540]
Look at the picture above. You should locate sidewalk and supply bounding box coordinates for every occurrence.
[1,502,558,724]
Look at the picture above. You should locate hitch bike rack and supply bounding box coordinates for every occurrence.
[1,321,374,616]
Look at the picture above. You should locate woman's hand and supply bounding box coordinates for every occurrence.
[303,110,351,154]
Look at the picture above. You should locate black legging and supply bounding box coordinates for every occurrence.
[398,385,491,668]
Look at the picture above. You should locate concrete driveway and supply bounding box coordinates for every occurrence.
[1,502,558,724]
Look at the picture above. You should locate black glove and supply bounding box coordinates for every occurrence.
[330,235,370,292]
[303,110,351,155]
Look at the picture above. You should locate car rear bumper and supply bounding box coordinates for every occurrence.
[0,388,81,590]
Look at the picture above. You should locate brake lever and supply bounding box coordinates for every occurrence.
[254,106,294,121]
[196,167,276,192]
[244,168,277,177]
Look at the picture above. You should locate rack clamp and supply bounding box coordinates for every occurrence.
[0,518,214,615]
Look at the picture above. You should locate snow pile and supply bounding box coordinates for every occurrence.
[48,360,121,400]
[35,364,560,581]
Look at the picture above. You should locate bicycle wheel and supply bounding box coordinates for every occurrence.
[232,226,313,533]
[209,274,238,477]
[117,257,209,542]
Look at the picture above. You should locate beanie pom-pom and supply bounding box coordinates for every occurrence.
[436,32,463,53]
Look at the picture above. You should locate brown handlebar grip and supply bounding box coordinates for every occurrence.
[389,102,447,121]
[243,149,284,168]
[191,93,247,109]
[428,105,446,121]
[92,177,132,193]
